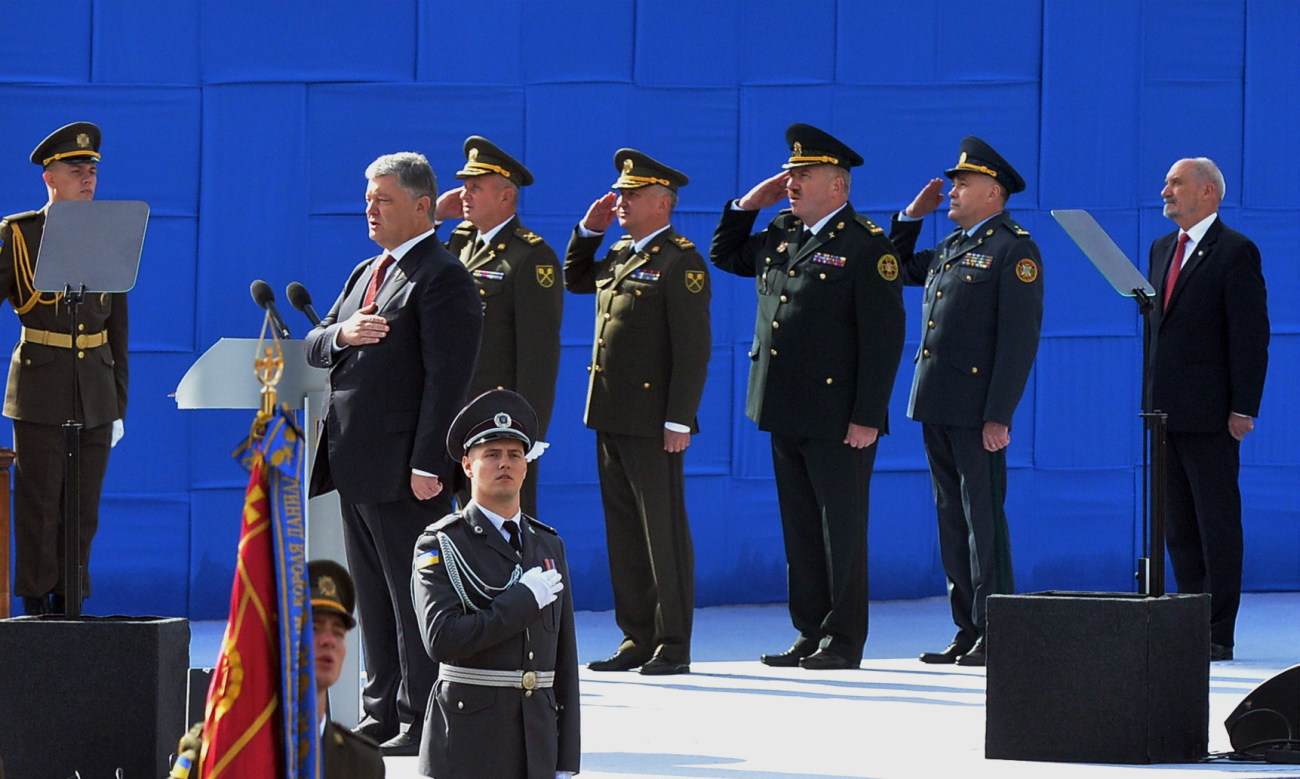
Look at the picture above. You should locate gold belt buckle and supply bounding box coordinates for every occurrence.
[521,670,538,690]
[75,333,89,348]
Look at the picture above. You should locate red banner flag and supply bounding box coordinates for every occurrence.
[200,457,281,778]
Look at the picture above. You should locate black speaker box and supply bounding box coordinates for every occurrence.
[0,616,189,779]
[1225,664,1300,757]
[985,591,1210,764]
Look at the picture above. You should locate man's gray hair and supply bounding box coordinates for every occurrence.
[1186,157,1226,201]
[366,152,438,202]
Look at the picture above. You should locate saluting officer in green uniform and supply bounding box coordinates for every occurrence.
[564,150,711,676]
[711,124,905,671]
[435,137,562,517]
[0,122,129,616]
[890,136,1044,667]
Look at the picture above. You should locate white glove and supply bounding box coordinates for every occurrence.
[518,566,563,609]
[111,419,125,448]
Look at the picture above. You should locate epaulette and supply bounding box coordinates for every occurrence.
[451,221,476,237]
[430,512,464,533]
[515,225,544,245]
[1003,218,1031,237]
[611,237,633,252]
[854,214,885,235]
[670,234,695,251]
[524,515,559,535]
[2,210,39,226]
[774,209,799,228]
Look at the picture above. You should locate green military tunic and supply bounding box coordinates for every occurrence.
[0,209,129,598]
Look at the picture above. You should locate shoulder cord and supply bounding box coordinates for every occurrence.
[9,222,63,314]
[438,532,522,613]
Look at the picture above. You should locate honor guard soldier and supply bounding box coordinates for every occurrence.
[412,390,579,779]
[435,137,563,517]
[564,150,711,676]
[168,561,386,779]
[0,122,129,615]
[890,136,1044,667]
[710,123,905,670]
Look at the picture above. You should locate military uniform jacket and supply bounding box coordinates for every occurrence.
[890,211,1043,429]
[305,234,483,503]
[710,204,905,440]
[1147,217,1269,433]
[0,210,128,428]
[446,216,563,436]
[413,505,580,778]
[564,225,711,437]
[322,720,385,779]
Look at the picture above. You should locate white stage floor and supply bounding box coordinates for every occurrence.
[192,592,1300,778]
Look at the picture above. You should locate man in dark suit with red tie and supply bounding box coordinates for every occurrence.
[306,151,483,753]
[1147,157,1270,661]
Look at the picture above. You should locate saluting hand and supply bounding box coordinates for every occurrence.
[904,178,946,218]
[737,172,791,211]
[581,192,619,233]
[434,187,466,222]
[337,303,389,346]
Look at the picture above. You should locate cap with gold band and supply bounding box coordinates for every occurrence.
[447,389,539,460]
[611,149,689,192]
[31,122,102,167]
[944,135,1025,195]
[308,559,356,629]
[456,135,534,187]
[782,123,863,170]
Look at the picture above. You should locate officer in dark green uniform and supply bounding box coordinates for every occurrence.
[435,137,562,517]
[890,136,1043,667]
[711,124,905,670]
[564,150,711,676]
[0,122,128,615]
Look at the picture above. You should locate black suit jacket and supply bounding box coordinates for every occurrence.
[1147,216,1269,433]
[710,203,905,439]
[306,232,483,504]
[413,504,580,778]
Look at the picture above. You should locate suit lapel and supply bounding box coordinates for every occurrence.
[1164,217,1221,313]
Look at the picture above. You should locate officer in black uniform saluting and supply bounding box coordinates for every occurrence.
[889,136,1044,667]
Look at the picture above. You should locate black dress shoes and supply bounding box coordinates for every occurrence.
[799,649,857,670]
[21,596,49,616]
[379,730,420,756]
[587,650,651,672]
[639,657,690,676]
[919,638,974,664]
[760,642,816,667]
[351,718,394,743]
[955,637,986,667]
[1210,643,1234,662]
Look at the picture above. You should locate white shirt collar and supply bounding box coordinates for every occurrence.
[631,224,672,253]
[475,215,515,246]
[385,225,438,261]
[475,502,524,542]
[1183,212,1217,244]
[804,203,849,237]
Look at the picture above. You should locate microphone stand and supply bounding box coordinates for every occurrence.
[61,284,86,617]
[1134,288,1167,597]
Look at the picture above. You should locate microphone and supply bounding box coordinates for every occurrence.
[285,281,322,326]
[249,279,292,339]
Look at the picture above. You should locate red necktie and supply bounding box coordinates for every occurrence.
[1162,232,1189,308]
[362,253,394,308]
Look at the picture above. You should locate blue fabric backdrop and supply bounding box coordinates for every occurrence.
[1,0,1295,618]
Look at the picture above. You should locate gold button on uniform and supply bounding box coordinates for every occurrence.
[971,367,979,374]
[635,289,642,297]
[928,320,935,328]
[603,313,611,320]
[770,348,778,356]
[923,349,931,357]
[77,323,85,331]
[779,295,788,303]
[598,338,605,346]
[479,288,486,296]
[819,273,826,280]
[458,701,464,710]
[944,263,951,271]
[772,321,780,329]
[936,291,944,299]
[643,382,651,389]
[788,270,796,277]
[825,378,833,385]
[78,351,85,359]
[965,274,973,281]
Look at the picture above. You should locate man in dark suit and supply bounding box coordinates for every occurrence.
[710,124,905,670]
[412,390,579,779]
[1148,157,1269,661]
[565,149,711,676]
[890,137,1043,667]
[306,152,482,754]
[0,122,129,616]
[435,136,563,517]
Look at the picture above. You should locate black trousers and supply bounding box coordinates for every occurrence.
[770,433,876,661]
[341,491,447,737]
[1165,429,1243,647]
[922,423,1014,643]
[12,419,112,598]
[595,431,695,664]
